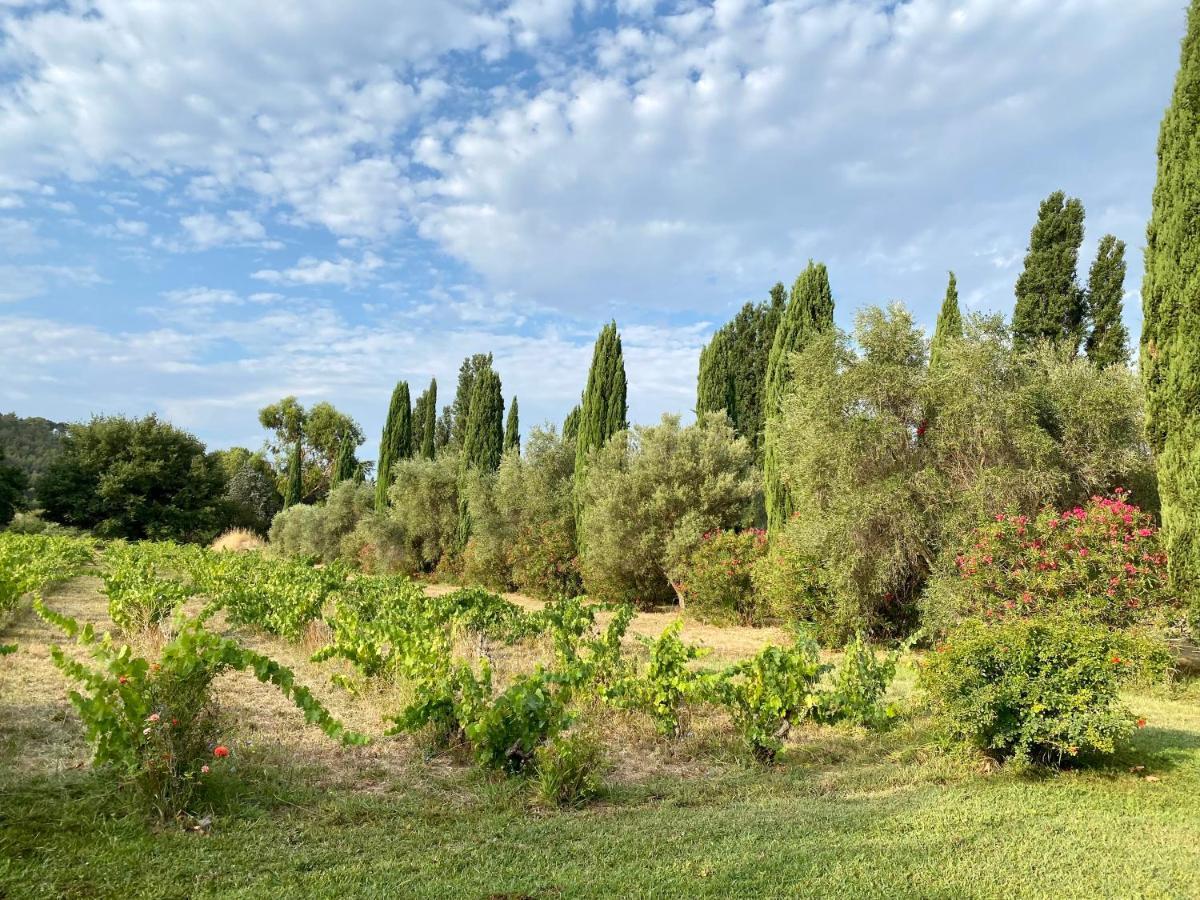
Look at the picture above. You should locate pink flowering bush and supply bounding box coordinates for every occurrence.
[672,529,768,626]
[926,491,1176,634]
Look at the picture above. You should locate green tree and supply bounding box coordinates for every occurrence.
[462,366,504,473]
[1085,235,1130,369]
[212,447,281,533]
[0,446,28,526]
[504,396,520,454]
[284,438,303,510]
[449,353,494,448]
[929,272,963,373]
[412,378,438,460]
[1142,0,1200,603]
[764,261,835,533]
[331,431,358,486]
[575,322,628,473]
[375,381,412,511]
[696,284,785,459]
[35,415,226,541]
[258,397,363,500]
[1012,191,1086,350]
[0,414,66,496]
[563,403,581,442]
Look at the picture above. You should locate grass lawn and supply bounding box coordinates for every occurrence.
[2,577,1198,899]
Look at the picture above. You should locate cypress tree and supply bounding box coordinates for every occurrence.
[929,271,963,372]
[763,261,835,534]
[504,396,520,453]
[461,366,504,473]
[696,328,735,419]
[411,378,438,459]
[375,381,412,512]
[563,403,581,442]
[450,353,493,448]
[1085,235,1130,368]
[1012,191,1087,350]
[283,438,303,509]
[1142,0,1200,597]
[575,321,628,474]
[331,432,357,486]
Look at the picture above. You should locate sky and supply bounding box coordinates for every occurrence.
[0,0,1189,460]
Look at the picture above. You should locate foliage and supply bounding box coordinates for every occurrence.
[0,445,27,526]
[696,283,785,460]
[376,381,413,511]
[448,353,495,449]
[920,618,1171,766]
[671,528,768,626]
[36,598,365,817]
[575,321,628,480]
[214,447,282,534]
[813,634,898,728]
[495,426,582,600]
[259,397,364,503]
[750,523,840,640]
[269,481,376,564]
[925,492,1175,635]
[615,621,711,738]
[504,396,520,453]
[1084,235,1130,368]
[0,533,93,621]
[331,431,358,486]
[1142,0,1200,615]
[102,542,195,632]
[714,637,828,762]
[764,261,835,534]
[36,414,227,542]
[776,306,1155,640]
[462,365,505,474]
[1012,190,1086,351]
[459,470,515,590]
[578,413,758,607]
[411,378,438,460]
[928,271,962,373]
[462,666,572,773]
[534,729,608,807]
[0,413,66,495]
[387,453,461,572]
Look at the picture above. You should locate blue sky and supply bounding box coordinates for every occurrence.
[0,0,1187,460]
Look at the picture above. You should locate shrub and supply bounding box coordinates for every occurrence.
[578,412,758,607]
[102,542,194,632]
[814,634,899,728]
[750,523,841,640]
[268,481,374,563]
[36,599,366,818]
[924,491,1175,635]
[671,528,768,626]
[0,533,93,621]
[460,666,572,773]
[615,621,712,738]
[459,471,514,590]
[4,510,83,536]
[713,636,828,762]
[35,414,228,542]
[534,730,608,807]
[919,618,1171,766]
[387,454,461,572]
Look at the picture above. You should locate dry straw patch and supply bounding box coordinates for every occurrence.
[210,528,266,552]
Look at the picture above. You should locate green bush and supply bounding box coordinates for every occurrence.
[534,730,608,807]
[924,492,1176,636]
[750,523,841,640]
[268,481,374,563]
[459,470,514,591]
[615,620,712,738]
[672,528,768,625]
[578,412,758,608]
[387,454,461,573]
[919,619,1171,766]
[814,634,899,728]
[713,637,828,762]
[102,542,194,632]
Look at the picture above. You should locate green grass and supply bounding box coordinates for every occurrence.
[3,704,1199,899]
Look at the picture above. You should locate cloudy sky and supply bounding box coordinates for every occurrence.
[0,0,1187,458]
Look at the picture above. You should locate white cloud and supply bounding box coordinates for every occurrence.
[252,252,385,288]
[0,263,103,302]
[177,209,267,249]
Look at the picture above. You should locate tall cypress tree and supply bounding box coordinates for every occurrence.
[696,328,735,419]
[461,366,504,473]
[421,378,437,459]
[450,353,493,448]
[1012,191,1087,350]
[504,396,520,454]
[1085,235,1130,368]
[1143,0,1200,598]
[575,321,628,474]
[284,438,303,509]
[375,381,412,512]
[929,271,963,372]
[563,403,581,442]
[331,431,357,486]
[764,261,835,534]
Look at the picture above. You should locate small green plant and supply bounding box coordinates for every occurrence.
[534,729,608,807]
[814,634,899,727]
[461,667,572,773]
[36,598,367,818]
[714,637,829,762]
[102,542,193,632]
[672,528,769,626]
[920,618,1171,766]
[616,621,712,738]
[0,533,93,619]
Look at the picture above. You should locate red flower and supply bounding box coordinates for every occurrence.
[213,745,230,758]
[1136,718,1146,729]
[118,676,129,685]
[1111,655,1122,664]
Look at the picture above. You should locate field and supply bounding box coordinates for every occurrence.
[2,568,1199,900]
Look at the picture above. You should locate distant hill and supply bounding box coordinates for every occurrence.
[0,413,69,494]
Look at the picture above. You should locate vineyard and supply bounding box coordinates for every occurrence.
[2,534,1199,898]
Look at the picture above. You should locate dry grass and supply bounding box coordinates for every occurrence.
[210,528,266,552]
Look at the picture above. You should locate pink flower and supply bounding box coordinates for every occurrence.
[1138,528,1153,537]
[201,765,210,774]
[148,713,160,723]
